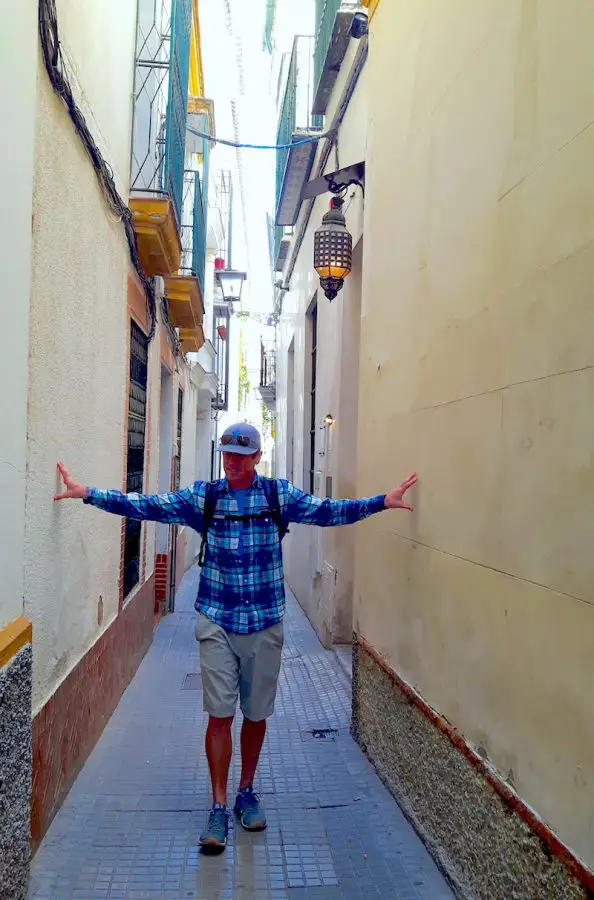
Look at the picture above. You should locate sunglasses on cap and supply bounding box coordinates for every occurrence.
[220,433,257,448]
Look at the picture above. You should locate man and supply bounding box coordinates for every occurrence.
[55,422,417,854]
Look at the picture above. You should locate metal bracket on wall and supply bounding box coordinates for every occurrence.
[302,162,365,201]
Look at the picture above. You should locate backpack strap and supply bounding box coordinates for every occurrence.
[261,477,290,541]
[198,480,220,567]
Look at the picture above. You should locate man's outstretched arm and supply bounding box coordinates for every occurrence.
[54,463,203,527]
[284,473,417,527]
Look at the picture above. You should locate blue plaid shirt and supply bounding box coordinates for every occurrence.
[85,476,386,634]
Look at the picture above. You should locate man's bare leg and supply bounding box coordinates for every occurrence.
[239,717,266,791]
[205,715,234,806]
[233,717,267,831]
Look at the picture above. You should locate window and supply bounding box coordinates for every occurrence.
[308,300,318,494]
[123,320,148,598]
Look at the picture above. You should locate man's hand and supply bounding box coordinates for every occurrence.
[384,473,418,511]
[54,463,87,501]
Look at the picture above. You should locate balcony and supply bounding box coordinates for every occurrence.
[129,196,181,276]
[259,342,276,412]
[164,170,206,353]
[164,275,204,351]
[274,227,290,273]
[179,170,206,291]
[312,0,359,116]
[212,305,231,411]
[263,0,277,52]
[207,169,231,255]
[129,0,193,276]
[186,96,214,213]
[275,35,320,229]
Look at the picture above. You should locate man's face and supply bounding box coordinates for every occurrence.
[223,450,261,485]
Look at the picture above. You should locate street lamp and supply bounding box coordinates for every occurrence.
[216,266,247,303]
[314,196,352,301]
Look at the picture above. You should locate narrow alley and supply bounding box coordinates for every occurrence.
[29,571,454,900]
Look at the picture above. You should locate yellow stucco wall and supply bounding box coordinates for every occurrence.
[356,0,594,868]
[276,44,367,644]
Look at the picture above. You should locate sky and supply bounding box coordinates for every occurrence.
[197,0,278,458]
[199,0,275,314]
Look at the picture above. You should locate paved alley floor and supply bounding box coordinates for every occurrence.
[30,570,455,900]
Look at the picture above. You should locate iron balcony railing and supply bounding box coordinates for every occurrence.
[188,108,211,211]
[179,170,206,293]
[192,180,206,293]
[212,305,231,411]
[274,226,284,271]
[260,345,276,389]
[313,0,359,114]
[274,35,319,247]
[130,0,192,226]
[275,36,318,209]
[165,0,193,223]
[263,0,277,52]
[314,0,342,98]
[212,169,233,263]
[259,343,277,410]
[275,47,298,224]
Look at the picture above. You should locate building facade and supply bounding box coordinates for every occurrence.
[0,1,226,891]
[272,0,594,897]
[271,0,367,648]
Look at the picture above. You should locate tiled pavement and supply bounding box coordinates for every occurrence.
[30,569,455,900]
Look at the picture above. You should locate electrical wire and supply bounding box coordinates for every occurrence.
[187,127,331,150]
[39,0,161,344]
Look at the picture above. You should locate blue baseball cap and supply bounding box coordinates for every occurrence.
[216,422,262,456]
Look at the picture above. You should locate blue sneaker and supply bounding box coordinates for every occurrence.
[199,804,229,854]
[234,786,267,831]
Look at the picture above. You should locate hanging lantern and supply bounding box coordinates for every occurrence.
[313,196,353,301]
[216,268,247,303]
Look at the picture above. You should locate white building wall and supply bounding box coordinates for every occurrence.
[25,1,138,712]
[0,0,38,628]
[275,43,367,644]
[54,0,138,195]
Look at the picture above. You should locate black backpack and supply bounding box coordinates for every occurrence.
[198,477,289,567]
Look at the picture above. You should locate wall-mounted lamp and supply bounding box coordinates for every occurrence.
[319,414,335,458]
[216,266,247,303]
[314,196,353,301]
[351,11,369,38]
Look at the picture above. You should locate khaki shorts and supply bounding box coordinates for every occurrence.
[195,613,284,721]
